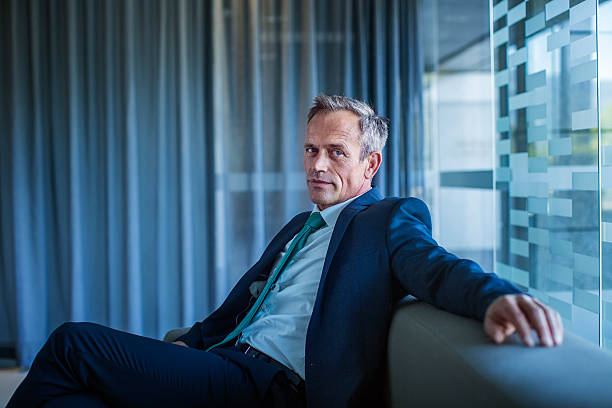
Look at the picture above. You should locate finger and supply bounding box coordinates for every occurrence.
[485,320,514,344]
[517,296,553,347]
[484,299,516,344]
[534,300,557,345]
[488,324,504,344]
[549,307,564,345]
[554,310,564,344]
[505,299,535,347]
[532,297,563,345]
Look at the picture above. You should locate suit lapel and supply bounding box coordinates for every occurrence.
[315,187,383,301]
[212,211,309,323]
[252,188,382,285]
[258,212,310,274]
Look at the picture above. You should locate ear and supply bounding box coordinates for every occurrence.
[364,151,382,180]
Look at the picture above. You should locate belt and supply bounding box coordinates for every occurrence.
[235,342,304,389]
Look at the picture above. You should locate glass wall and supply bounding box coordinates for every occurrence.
[421,0,496,272]
[492,0,602,345]
[599,0,612,351]
[426,0,611,349]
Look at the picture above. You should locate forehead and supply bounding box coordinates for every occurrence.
[305,110,361,144]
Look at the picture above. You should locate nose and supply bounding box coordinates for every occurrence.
[312,150,330,172]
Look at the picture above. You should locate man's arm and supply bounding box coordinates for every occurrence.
[387,198,563,347]
[174,322,204,348]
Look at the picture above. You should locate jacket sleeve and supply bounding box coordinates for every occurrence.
[387,197,523,320]
[174,294,252,349]
[175,322,204,348]
[174,282,254,349]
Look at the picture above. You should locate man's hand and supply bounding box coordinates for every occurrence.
[172,341,188,347]
[484,294,563,347]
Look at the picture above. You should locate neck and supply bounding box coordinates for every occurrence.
[356,181,373,196]
[316,185,372,211]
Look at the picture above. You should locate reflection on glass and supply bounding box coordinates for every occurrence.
[492,0,599,344]
[421,0,496,272]
[599,0,612,350]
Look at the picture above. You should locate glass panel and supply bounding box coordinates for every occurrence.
[492,0,600,344]
[599,0,612,350]
[421,0,496,272]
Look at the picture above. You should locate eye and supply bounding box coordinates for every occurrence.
[305,147,317,154]
[332,149,344,156]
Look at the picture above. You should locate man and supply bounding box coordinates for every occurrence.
[9,94,563,407]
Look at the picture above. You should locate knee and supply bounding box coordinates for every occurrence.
[45,322,102,359]
[52,322,86,336]
[49,322,98,345]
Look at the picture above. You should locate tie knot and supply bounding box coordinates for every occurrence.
[305,212,326,230]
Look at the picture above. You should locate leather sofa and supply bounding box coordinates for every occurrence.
[164,297,612,407]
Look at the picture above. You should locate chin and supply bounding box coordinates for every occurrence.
[309,191,334,207]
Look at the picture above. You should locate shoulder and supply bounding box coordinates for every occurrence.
[284,211,311,230]
[269,211,310,241]
[371,197,432,232]
[289,210,311,223]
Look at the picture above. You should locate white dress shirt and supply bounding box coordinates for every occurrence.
[239,195,359,379]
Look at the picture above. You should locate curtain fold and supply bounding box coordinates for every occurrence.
[0,0,423,367]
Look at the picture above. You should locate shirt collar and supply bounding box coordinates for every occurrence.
[311,194,362,230]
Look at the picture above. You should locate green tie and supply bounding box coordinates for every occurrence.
[206,211,327,351]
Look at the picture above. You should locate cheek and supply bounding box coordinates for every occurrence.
[304,157,316,171]
[347,164,367,184]
[336,162,357,182]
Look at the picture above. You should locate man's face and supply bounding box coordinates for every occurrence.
[304,110,378,210]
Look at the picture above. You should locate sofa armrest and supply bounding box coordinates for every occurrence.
[163,327,190,343]
[388,299,612,407]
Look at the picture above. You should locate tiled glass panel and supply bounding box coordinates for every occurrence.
[492,0,600,344]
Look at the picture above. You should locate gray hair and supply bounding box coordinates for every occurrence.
[307,94,389,160]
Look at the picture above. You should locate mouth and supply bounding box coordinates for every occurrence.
[307,179,333,187]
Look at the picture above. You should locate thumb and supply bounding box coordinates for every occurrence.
[485,319,511,344]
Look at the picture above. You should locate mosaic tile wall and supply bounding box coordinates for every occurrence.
[492,0,602,345]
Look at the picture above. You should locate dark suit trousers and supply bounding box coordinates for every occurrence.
[7,322,265,407]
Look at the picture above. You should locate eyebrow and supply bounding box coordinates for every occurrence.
[304,143,348,150]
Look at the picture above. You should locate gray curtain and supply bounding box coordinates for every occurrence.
[0,0,423,367]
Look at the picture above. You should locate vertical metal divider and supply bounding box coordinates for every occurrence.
[489,0,497,276]
[596,0,603,348]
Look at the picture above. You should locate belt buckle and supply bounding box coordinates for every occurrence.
[236,341,253,355]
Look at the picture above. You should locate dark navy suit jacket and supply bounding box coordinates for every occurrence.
[177,187,522,407]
